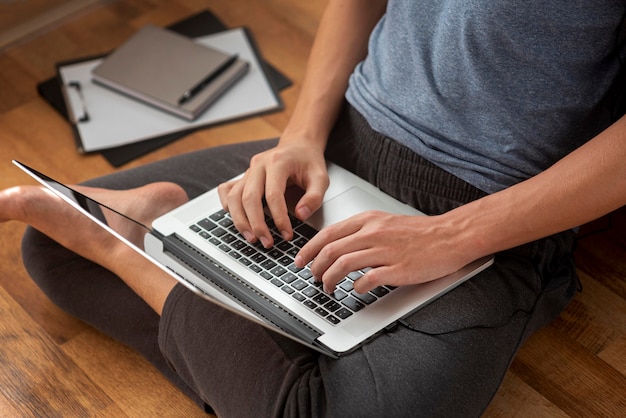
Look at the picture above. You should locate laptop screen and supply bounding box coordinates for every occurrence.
[13,160,158,253]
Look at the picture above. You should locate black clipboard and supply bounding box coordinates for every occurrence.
[37,10,291,167]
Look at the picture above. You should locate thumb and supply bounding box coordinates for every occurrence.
[295,175,328,220]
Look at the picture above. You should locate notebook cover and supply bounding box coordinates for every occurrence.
[92,25,248,120]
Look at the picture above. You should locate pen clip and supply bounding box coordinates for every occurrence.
[178,54,239,105]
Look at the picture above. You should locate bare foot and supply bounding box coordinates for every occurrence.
[0,182,188,270]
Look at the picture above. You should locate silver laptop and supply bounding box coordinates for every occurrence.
[14,160,493,358]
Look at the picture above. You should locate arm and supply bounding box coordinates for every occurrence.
[218,0,388,247]
[281,0,388,152]
[454,114,626,260]
[297,115,626,293]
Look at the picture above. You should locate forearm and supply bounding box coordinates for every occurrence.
[281,0,387,152]
[450,114,626,261]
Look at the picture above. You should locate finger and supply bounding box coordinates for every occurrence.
[295,171,329,221]
[263,167,292,241]
[217,180,237,211]
[295,217,363,268]
[224,180,256,243]
[241,166,273,247]
[352,266,390,294]
[317,247,376,293]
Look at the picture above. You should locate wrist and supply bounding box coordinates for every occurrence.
[440,200,499,264]
[280,123,329,154]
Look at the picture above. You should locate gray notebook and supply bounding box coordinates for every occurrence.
[92,25,249,120]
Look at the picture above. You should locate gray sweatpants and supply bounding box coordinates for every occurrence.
[21,104,578,417]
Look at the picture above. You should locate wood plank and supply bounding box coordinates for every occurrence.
[511,324,626,417]
[483,372,569,418]
[0,0,103,51]
[0,284,115,415]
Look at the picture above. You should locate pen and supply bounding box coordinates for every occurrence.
[178,54,239,105]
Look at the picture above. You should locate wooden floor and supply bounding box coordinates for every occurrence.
[0,0,103,50]
[0,1,624,416]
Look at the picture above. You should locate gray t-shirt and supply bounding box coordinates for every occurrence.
[346,0,625,193]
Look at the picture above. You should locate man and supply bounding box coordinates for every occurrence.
[2,1,625,416]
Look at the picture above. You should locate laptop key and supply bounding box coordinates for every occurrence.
[313,293,331,305]
[335,308,353,320]
[342,297,365,312]
[291,279,307,290]
[268,249,283,259]
[295,223,318,239]
[298,269,313,280]
[324,300,341,312]
[281,285,295,294]
[276,241,293,252]
[209,209,226,221]
[231,239,247,250]
[289,215,303,228]
[352,291,377,305]
[221,233,237,244]
[198,218,217,231]
[292,292,306,302]
[302,286,319,298]
[314,307,329,317]
[303,300,317,310]
[219,218,233,228]
[260,259,277,270]
[332,289,348,301]
[277,255,292,266]
[339,280,354,292]
[370,286,390,297]
[241,245,256,257]
[293,237,308,248]
[281,273,297,284]
[270,266,287,277]
[212,227,227,237]
[288,264,303,273]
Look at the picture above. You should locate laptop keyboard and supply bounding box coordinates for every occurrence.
[188,209,395,325]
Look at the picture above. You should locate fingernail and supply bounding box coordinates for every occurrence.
[298,205,311,219]
[243,231,254,242]
[294,255,303,267]
[260,236,271,248]
[281,230,290,240]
